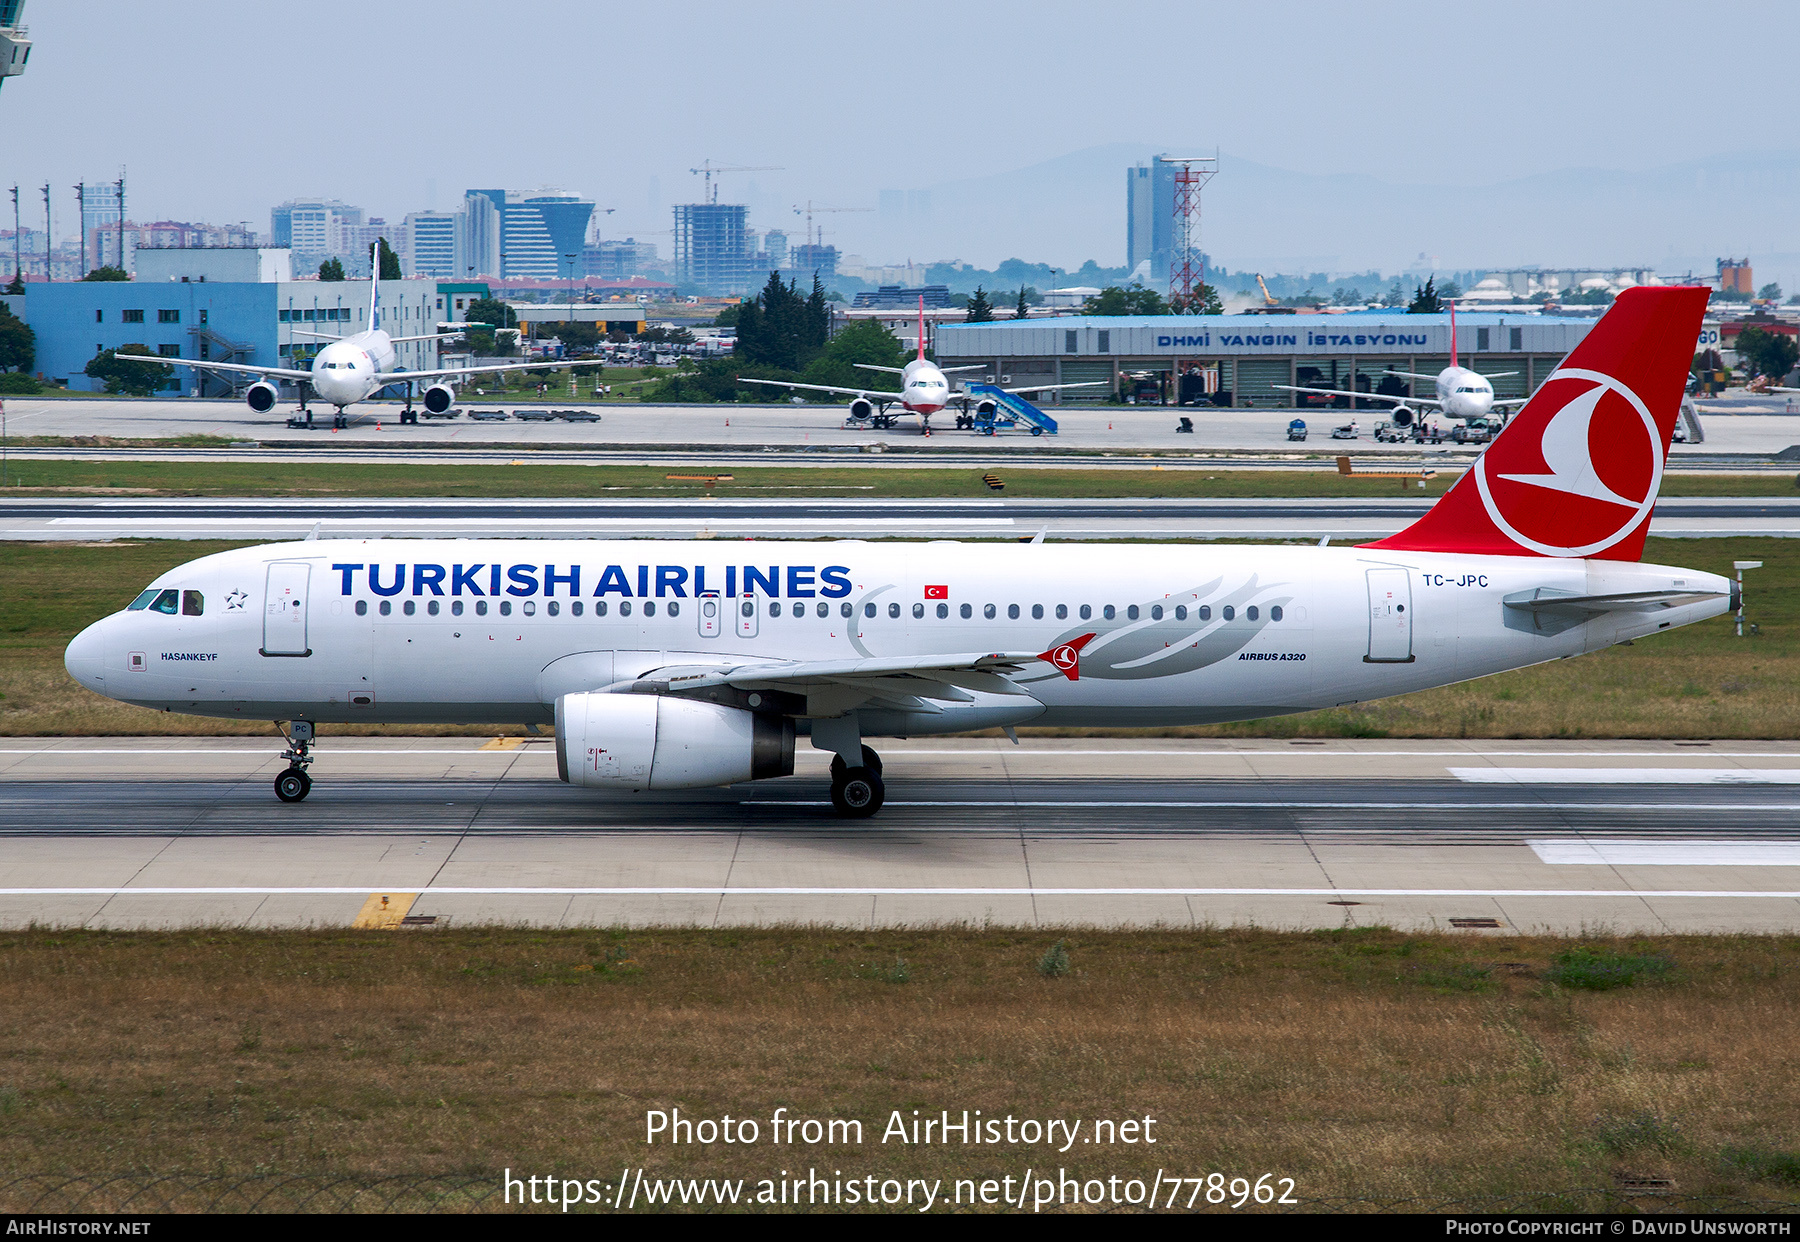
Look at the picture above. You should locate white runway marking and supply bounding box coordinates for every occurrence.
[743,799,1800,811]
[1453,768,1800,784]
[5,886,1800,899]
[1529,839,1800,866]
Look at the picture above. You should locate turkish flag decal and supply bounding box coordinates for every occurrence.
[924,584,949,599]
[1036,632,1097,681]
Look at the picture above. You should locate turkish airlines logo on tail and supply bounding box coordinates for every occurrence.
[1037,632,1097,681]
[1473,367,1663,557]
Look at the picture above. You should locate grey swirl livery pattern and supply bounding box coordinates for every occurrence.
[1018,576,1295,683]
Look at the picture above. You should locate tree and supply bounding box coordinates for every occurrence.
[1407,278,1441,314]
[81,265,129,282]
[713,304,742,327]
[1083,286,1168,315]
[1735,326,1800,380]
[965,286,995,323]
[736,270,817,371]
[1013,288,1031,320]
[543,320,601,351]
[0,302,35,373]
[1168,283,1223,315]
[1760,282,1783,301]
[464,296,517,329]
[4,271,22,294]
[318,258,346,282]
[84,344,164,396]
[375,238,403,281]
[800,318,906,390]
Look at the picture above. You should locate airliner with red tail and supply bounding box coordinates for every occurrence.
[64,287,1731,816]
[737,296,1101,431]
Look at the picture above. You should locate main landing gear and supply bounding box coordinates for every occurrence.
[274,720,315,802]
[829,745,884,818]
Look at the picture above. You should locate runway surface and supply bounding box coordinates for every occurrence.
[5,738,1800,932]
[4,394,1798,457]
[7,494,1800,541]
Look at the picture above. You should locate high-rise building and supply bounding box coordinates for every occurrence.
[1126,158,1174,282]
[456,191,501,280]
[763,229,789,271]
[404,211,458,278]
[789,243,838,284]
[271,198,366,272]
[584,238,661,281]
[673,203,750,293]
[464,189,594,280]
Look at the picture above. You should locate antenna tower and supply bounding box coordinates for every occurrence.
[1158,154,1218,311]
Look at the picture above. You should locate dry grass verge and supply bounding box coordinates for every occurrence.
[1,928,1797,1209]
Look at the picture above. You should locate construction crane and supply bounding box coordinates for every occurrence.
[1255,273,1278,306]
[792,200,872,252]
[689,161,783,205]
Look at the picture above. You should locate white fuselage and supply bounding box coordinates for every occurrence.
[1434,366,1497,420]
[897,358,952,415]
[306,330,400,409]
[65,539,1728,733]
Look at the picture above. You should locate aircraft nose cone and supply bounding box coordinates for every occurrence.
[64,620,108,693]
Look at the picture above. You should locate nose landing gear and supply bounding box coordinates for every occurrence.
[274,720,316,802]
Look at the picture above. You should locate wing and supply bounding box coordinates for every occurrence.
[617,650,1053,715]
[125,355,315,383]
[378,358,583,382]
[289,330,342,341]
[736,376,900,401]
[387,330,474,344]
[852,363,905,375]
[1492,396,1532,407]
[1273,384,1440,407]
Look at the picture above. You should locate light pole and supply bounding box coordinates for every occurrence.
[1735,560,1762,637]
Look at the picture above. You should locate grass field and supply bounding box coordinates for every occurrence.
[1,459,1799,498]
[0,928,1796,1209]
[1,536,1793,738]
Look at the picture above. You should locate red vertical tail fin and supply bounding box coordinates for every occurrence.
[1363,286,1710,562]
[917,294,926,361]
[1449,298,1457,370]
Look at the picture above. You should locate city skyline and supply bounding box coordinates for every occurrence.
[2,1,1798,283]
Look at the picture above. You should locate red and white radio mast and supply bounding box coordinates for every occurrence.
[1158,154,1218,312]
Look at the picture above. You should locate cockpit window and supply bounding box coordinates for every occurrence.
[127,589,161,611]
[182,590,204,616]
[148,589,179,615]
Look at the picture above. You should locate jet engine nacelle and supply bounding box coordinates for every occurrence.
[554,692,794,790]
[1390,406,1414,427]
[423,384,456,414]
[847,398,874,422]
[245,382,279,414]
[974,399,998,419]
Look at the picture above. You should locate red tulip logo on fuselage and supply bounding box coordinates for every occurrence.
[1474,368,1662,557]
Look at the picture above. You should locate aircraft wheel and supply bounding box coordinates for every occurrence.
[830,746,883,780]
[1030,427,1043,436]
[274,769,311,803]
[830,767,884,818]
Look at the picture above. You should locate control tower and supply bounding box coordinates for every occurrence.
[0,1,29,98]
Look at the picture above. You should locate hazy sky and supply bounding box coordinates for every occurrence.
[4,0,1797,273]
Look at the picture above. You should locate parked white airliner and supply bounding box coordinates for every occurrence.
[65,287,1728,817]
[738,298,1099,431]
[1279,303,1528,424]
[129,271,572,428]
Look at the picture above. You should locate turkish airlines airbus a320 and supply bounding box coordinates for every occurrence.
[66,287,1728,816]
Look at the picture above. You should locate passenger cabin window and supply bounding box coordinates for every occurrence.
[182,590,203,616]
[355,600,368,616]
[1102,605,1116,620]
[912,603,925,619]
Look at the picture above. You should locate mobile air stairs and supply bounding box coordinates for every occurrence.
[957,383,1059,436]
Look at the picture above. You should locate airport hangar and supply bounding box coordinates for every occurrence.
[932,312,1603,408]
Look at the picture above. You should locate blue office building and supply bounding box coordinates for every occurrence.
[20,276,444,395]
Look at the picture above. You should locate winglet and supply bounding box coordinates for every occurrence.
[1036,632,1096,681]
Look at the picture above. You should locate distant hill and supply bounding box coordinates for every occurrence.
[879,145,1800,288]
